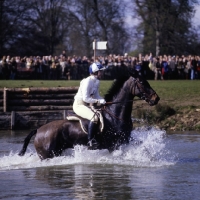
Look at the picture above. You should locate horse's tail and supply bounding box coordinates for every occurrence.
[18,129,37,156]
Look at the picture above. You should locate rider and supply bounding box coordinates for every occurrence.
[73,62,106,149]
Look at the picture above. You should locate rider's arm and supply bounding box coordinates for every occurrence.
[82,78,98,104]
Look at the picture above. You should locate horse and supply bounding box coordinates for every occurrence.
[18,70,160,160]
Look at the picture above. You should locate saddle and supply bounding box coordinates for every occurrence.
[66,110,104,134]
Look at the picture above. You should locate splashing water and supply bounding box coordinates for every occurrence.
[0,127,177,171]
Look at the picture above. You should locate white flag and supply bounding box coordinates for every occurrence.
[93,41,107,50]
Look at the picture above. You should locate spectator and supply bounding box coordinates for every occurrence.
[20,57,26,68]
[196,56,200,79]
[191,56,197,80]
[60,56,67,79]
[42,56,50,80]
[161,57,169,80]
[134,60,142,73]
[50,59,57,80]
[176,57,185,79]
[1,56,9,79]
[61,50,67,58]
[26,57,33,69]
[38,57,45,79]
[169,56,176,79]
[142,55,150,78]
[33,57,40,79]
[185,57,191,79]
[148,57,156,79]
[155,58,162,80]
[10,57,17,79]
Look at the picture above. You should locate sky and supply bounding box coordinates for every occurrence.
[124,2,200,27]
[193,5,200,26]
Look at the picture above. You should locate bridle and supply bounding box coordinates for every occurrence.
[131,77,156,102]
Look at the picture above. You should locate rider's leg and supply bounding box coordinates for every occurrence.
[87,121,98,147]
[73,100,99,148]
[87,114,99,148]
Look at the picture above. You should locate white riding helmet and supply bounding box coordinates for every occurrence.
[89,62,105,74]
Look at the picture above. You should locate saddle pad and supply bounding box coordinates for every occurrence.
[66,116,88,134]
[66,110,104,133]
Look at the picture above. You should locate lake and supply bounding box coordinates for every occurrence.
[0,127,200,200]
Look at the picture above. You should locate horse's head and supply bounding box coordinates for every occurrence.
[129,70,160,106]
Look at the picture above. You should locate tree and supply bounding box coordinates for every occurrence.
[91,0,129,55]
[133,0,199,56]
[26,0,70,55]
[0,0,32,57]
[65,0,97,57]
[66,0,129,57]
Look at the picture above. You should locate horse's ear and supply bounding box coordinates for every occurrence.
[129,69,144,81]
[129,69,139,78]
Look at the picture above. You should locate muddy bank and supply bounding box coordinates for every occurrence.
[132,99,200,132]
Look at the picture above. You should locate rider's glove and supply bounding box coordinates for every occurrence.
[97,99,106,105]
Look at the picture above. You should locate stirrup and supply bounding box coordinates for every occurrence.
[87,139,99,150]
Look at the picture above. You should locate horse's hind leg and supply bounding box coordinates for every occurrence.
[35,144,61,160]
[35,136,66,160]
[36,150,52,160]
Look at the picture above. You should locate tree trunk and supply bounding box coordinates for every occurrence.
[156,30,160,57]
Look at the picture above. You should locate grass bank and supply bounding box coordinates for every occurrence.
[0,79,199,99]
[0,80,200,131]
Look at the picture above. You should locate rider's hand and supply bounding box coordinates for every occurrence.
[98,99,106,105]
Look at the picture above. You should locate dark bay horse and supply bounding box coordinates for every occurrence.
[18,71,160,160]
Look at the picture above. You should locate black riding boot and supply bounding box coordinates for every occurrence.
[87,121,99,149]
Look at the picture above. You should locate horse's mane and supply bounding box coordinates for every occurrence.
[104,75,130,102]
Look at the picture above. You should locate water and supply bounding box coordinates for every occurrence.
[0,127,200,200]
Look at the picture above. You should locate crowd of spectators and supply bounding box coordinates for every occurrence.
[0,51,200,80]
[148,54,200,80]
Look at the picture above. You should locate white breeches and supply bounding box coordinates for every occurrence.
[73,99,98,122]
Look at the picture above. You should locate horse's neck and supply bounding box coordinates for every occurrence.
[108,89,133,121]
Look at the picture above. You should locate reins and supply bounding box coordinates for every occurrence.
[93,101,133,122]
[102,106,124,121]
[104,100,135,105]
